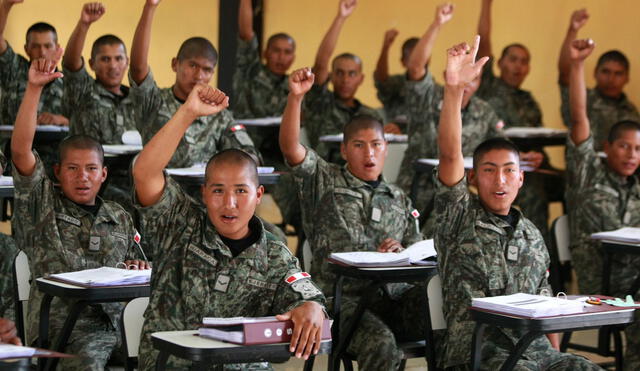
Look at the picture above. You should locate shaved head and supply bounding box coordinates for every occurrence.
[343,115,384,143]
[205,149,258,186]
[177,37,218,65]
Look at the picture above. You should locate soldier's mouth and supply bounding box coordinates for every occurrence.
[364,162,375,168]
[221,215,237,222]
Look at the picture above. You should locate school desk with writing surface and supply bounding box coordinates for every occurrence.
[328,262,439,371]
[151,330,331,371]
[36,277,150,371]
[469,297,637,371]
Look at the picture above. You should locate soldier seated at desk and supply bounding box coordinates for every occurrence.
[567,37,640,370]
[11,49,149,371]
[0,148,18,322]
[132,83,327,371]
[433,36,600,371]
[281,67,427,371]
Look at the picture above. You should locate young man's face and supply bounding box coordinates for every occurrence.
[264,38,295,76]
[331,57,364,101]
[171,56,215,100]
[469,149,523,216]
[604,129,640,177]
[341,127,388,181]
[24,31,58,61]
[90,43,129,91]
[595,61,629,99]
[497,46,530,88]
[202,162,264,240]
[54,148,107,206]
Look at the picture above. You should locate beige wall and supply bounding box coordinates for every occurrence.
[3,0,219,87]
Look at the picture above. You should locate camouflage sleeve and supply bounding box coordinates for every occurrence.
[0,43,23,88]
[218,110,262,162]
[480,57,496,88]
[129,69,163,137]
[432,171,471,253]
[270,243,326,314]
[559,84,571,127]
[302,83,332,144]
[406,70,437,111]
[375,74,405,108]
[234,36,260,79]
[288,148,331,216]
[62,61,93,128]
[565,134,599,191]
[0,150,6,173]
[483,103,505,139]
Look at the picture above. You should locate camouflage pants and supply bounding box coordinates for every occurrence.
[0,233,17,320]
[336,284,428,371]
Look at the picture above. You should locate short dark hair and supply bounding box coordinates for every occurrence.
[472,138,520,170]
[332,52,363,71]
[177,37,218,66]
[343,115,384,143]
[205,149,259,186]
[91,34,126,60]
[499,43,529,61]
[401,37,419,62]
[58,135,104,165]
[25,22,57,44]
[266,33,295,51]
[596,50,630,72]
[608,120,640,143]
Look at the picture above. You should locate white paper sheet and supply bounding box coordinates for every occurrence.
[591,227,640,244]
[235,117,282,127]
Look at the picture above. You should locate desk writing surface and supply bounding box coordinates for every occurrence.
[36,277,150,300]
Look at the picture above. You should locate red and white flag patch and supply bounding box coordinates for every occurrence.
[231,124,246,132]
[411,209,420,219]
[496,120,505,130]
[134,231,141,244]
[285,272,311,284]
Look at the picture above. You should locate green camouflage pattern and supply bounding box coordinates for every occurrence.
[433,174,600,370]
[0,232,17,321]
[374,73,409,122]
[12,152,139,370]
[135,175,325,370]
[560,84,640,151]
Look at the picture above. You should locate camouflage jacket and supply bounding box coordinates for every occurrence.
[0,43,64,126]
[136,175,325,370]
[433,174,550,368]
[303,83,382,161]
[476,58,542,128]
[63,60,136,143]
[290,148,422,297]
[130,69,258,168]
[560,84,640,151]
[374,73,409,122]
[232,36,289,119]
[12,152,139,341]
[565,135,640,294]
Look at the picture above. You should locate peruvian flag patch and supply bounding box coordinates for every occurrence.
[285,272,311,284]
[230,124,246,132]
[411,209,420,219]
[134,231,141,244]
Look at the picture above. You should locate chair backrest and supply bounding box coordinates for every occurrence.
[301,239,312,273]
[382,143,408,183]
[13,250,30,345]
[121,297,150,358]
[427,274,446,331]
[553,215,571,263]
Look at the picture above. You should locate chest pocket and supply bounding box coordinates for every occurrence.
[473,220,508,293]
[332,187,366,242]
[372,201,408,242]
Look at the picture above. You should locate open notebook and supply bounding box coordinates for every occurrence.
[472,293,586,317]
[328,239,436,267]
[47,266,151,287]
[591,227,640,244]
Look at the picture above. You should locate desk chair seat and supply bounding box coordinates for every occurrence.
[12,250,30,345]
[120,297,149,371]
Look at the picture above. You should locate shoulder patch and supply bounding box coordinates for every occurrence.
[188,244,218,267]
[230,124,246,132]
[285,272,311,284]
[334,187,363,199]
[495,120,505,130]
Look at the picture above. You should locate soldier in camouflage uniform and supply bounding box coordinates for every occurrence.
[566,38,640,370]
[0,150,17,321]
[558,9,640,152]
[282,68,429,371]
[433,37,600,371]
[476,0,552,241]
[11,52,149,370]
[304,0,382,164]
[132,84,326,370]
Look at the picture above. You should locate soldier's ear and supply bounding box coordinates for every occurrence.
[468,168,477,186]
[255,185,264,204]
[171,57,179,72]
[88,58,96,71]
[53,164,61,181]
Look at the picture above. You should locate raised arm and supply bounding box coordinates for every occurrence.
[130,0,160,85]
[312,0,357,85]
[569,38,595,145]
[238,0,254,41]
[0,0,22,54]
[476,0,492,59]
[11,49,64,176]
[558,9,589,86]
[133,85,229,206]
[373,29,398,83]
[438,36,488,186]
[63,2,105,72]
[407,3,454,81]
[280,68,314,167]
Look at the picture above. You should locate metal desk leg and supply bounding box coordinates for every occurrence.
[499,332,541,371]
[155,351,168,371]
[602,250,612,295]
[44,301,89,371]
[37,294,53,371]
[470,322,487,371]
[423,279,437,371]
[329,276,344,371]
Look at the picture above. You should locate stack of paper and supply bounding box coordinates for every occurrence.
[236,117,282,127]
[122,130,142,146]
[102,144,142,155]
[166,166,274,177]
[472,293,585,317]
[418,158,474,170]
[0,176,13,186]
[0,344,37,359]
[329,239,436,267]
[48,266,151,287]
[319,133,408,143]
[591,227,640,244]
[504,127,567,138]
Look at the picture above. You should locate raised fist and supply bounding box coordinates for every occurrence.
[339,0,357,18]
[570,9,589,32]
[184,84,229,118]
[436,3,454,26]
[81,2,105,24]
[288,68,315,97]
[383,29,399,48]
[570,38,595,62]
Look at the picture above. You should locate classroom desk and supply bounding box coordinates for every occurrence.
[328,263,438,371]
[503,127,567,148]
[469,300,636,371]
[151,330,331,371]
[601,240,640,296]
[0,126,68,146]
[319,133,407,144]
[36,278,150,371]
[167,169,282,186]
[0,185,13,199]
[236,117,281,127]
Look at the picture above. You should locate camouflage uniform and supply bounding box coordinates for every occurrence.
[12,152,140,371]
[560,85,640,151]
[135,175,326,371]
[290,148,427,370]
[433,173,600,371]
[565,135,640,370]
[476,58,552,242]
[375,73,409,123]
[303,83,383,163]
[396,72,502,236]
[0,151,17,321]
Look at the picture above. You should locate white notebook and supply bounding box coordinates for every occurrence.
[329,239,436,267]
[48,266,151,287]
[472,293,585,317]
[0,344,37,359]
[591,227,640,244]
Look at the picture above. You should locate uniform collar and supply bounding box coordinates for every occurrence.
[60,195,121,224]
[341,165,395,196]
[595,88,630,105]
[260,63,288,84]
[94,80,130,100]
